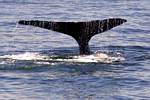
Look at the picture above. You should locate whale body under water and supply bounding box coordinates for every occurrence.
[18,18,127,55]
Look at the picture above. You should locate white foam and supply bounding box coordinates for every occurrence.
[69,53,125,63]
[0,52,48,61]
[0,52,125,64]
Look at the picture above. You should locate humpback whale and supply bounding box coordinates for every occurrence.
[18,18,127,55]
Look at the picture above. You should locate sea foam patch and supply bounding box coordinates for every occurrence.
[0,52,48,60]
[0,52,125,64]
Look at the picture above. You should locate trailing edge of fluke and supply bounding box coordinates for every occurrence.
[18,18,127,55]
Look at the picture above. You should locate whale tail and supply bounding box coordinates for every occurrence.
[18,18,127,55]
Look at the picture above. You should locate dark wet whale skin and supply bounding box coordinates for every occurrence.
[19,18,127,55]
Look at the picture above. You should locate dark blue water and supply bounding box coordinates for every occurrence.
[0,0,150,100]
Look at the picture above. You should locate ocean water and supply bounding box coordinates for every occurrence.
[0,0,150,100]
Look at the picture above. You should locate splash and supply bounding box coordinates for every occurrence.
[71,53,125,63]
[0,52,48,61]
[0,52,125,65]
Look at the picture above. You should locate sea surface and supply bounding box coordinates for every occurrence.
[0,0,150,100]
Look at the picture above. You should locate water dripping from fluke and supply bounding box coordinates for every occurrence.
[18,18,127,55]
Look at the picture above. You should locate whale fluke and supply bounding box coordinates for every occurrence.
[18,18,127,55]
